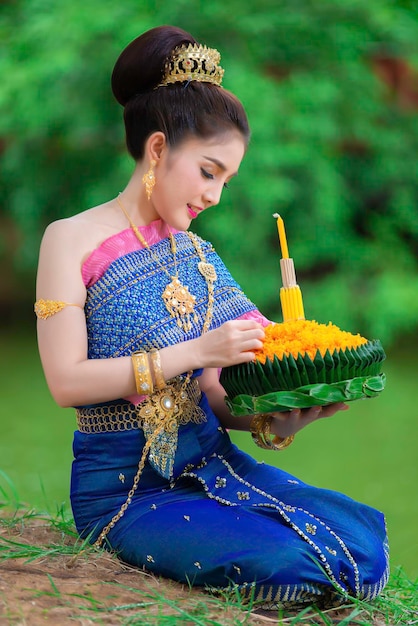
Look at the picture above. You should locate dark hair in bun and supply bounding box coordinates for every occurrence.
[111,25,250,160]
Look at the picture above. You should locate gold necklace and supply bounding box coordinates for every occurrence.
[117,194,216,333]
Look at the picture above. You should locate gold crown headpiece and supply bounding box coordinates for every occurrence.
[158,43,224,87]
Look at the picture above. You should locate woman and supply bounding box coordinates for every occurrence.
[35,25,389,610]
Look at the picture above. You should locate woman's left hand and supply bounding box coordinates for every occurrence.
[269,403,349,439]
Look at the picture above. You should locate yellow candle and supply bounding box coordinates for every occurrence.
[273,213,289,259]
[280,286,305,322]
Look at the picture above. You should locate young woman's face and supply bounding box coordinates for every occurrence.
[151,132,246,230]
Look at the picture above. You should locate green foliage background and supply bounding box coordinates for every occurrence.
[1,0,417,346]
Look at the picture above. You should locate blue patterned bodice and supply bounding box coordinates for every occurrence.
[84,232,257,359]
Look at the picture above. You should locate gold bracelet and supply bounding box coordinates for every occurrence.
[149,348,166,390]
[132,351,153,395]
[249,413,294,451]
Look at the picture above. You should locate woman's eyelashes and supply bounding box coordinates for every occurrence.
[201,168,214,180]
[201,168,230,189]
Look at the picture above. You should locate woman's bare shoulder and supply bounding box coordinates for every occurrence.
[41,201,121,252]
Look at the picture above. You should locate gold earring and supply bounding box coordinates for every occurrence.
[142,159,156,200]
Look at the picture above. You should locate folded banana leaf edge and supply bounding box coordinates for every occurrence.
[220,341,385,398]
[224,373,386,416]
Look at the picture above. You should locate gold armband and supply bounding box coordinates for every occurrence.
[132,351,153,395]
[249,413,295,451]
[34,299,83,320]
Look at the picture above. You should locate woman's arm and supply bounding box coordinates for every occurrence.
[36,219,136,407]
[37,221,266,407]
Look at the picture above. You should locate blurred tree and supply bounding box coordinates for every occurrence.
[0,0,417,345]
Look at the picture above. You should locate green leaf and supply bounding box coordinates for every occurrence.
[287,353,303,388]
[225,374,386,416]
[302,352,318,384]
[323,349,335,383]
[339,348,350,380]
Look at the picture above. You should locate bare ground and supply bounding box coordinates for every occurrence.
[0,514,389,625]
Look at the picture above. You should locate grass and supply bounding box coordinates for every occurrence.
[1,498,417,625]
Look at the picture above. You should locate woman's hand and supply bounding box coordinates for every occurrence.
[194,320,265,369]
[269,403,350,439]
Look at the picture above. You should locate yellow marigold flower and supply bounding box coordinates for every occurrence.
[254,320,368,363]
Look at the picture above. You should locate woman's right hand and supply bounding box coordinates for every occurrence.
[194,320,265,369]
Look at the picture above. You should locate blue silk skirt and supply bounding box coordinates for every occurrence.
[70,394,389,607]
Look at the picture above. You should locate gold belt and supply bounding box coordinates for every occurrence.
[76,377,202,434]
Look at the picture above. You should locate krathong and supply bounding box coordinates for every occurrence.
[220,217,386,416]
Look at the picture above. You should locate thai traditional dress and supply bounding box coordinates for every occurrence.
[70,220,389,608]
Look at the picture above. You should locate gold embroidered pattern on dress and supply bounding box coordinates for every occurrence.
[180,453,362,599]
